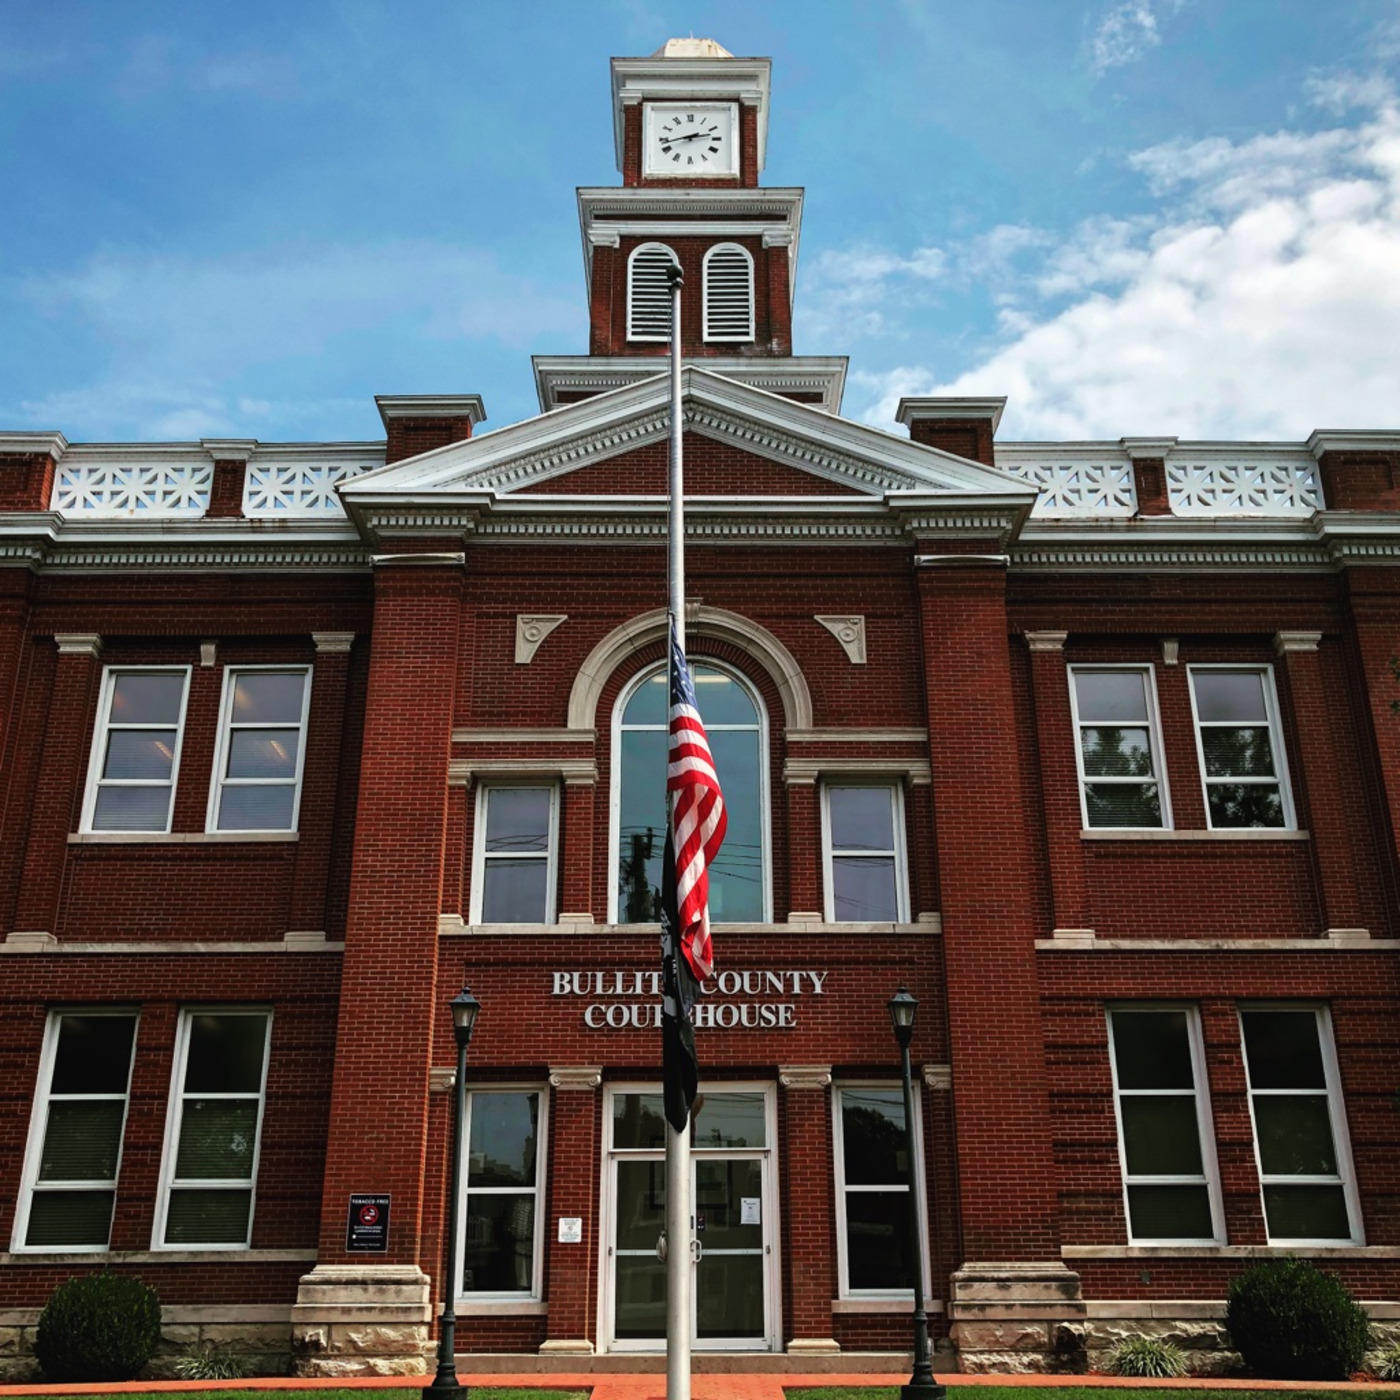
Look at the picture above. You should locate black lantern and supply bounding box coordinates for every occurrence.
[424,983,480,1400]
[889,987,945,1400]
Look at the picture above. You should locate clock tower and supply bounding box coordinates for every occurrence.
[534,38,846,413]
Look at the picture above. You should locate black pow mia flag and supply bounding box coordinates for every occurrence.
[660,825,699,1133]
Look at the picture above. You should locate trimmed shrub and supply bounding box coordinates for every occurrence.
[33,1272,162,1382]
[1376,1341,1400,1382]
[1226,1257,1370,1380]
[1107,1334,1188,1377]
[174,1341,248,1381]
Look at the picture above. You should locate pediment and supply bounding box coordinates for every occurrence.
[339,366,1031,506]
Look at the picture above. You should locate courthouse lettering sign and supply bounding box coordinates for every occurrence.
[551,968,828,1029]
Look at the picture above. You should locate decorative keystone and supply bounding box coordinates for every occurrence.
[1161,638,1179,665]
[516,614,568,664]
[200,641,218,667]
[814,615,866,664]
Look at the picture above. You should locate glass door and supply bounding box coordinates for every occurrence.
[603,1086,777,1352]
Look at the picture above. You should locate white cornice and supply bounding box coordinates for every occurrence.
[201,438,258,462]
[1307,429,1400,457]
[376,395,486,427]
[577,186,802,307]
[0,431,68,459]
[531,355,847,414]
[897,397,1006,432]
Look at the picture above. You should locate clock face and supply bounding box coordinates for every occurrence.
[644,103,738,177]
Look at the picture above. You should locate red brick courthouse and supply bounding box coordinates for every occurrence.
[2,38,1398,1379]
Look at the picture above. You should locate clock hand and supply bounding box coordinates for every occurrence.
[663,128,713,143]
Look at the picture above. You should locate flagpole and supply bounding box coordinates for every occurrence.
[663,257,692,1400]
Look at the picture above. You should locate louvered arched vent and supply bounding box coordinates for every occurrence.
[627,243,679,342]
[703,243,755,342]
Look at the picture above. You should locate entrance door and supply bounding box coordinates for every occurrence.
[602,1086,777,1352]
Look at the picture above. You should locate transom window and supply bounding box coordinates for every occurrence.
[14,1011,139,1251]
[459,1089,546,1298]
[83,667,191,833]
[1239,1007,1359,1243]
[208,667,312,832]
[613,661,767,924]
[1069,665,1170,829]
[1189,666,1293,829]
[1107,1007,1222,1243]
[471,786,558,923]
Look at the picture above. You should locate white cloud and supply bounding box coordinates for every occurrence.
[847,89,1400,441]
[1089,0,1181,75]
[800,244,947,338]
[10,241,575,440]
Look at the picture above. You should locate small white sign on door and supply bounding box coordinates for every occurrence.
[740,1196,761,1226]
[558,1216,583,1243]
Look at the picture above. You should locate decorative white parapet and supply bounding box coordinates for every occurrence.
[1166,447,1324,515]
[53,451,213,516]
[243,449,383,517]
[994,447,1137,518]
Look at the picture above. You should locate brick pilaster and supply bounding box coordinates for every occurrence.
[1026,631,1091,935]
[287,633,355,935]
[779,1066,837,1353]
[314,556,464,1264]
[559,779,595,921]
[1273,631,1367,933]
[13,634,103,937]
[540,1069,602,1353]
[915,559,1061,1261]
[784,778,821,919]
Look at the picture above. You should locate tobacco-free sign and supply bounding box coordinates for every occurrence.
[346,1193,391,1252]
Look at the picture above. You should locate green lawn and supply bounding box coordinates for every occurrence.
[788,1390,1400,1400]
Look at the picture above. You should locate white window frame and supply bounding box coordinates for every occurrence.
[12,1008,139,1253]
[1238,1003,1362,1246]
[81,665,192,834]
[832,1080,932,1301]
[469,783,560,925]
[702,243,755,343]
[821,782,909,924]
[456,1085,549,1302]
[626,242,679,343]
[608,658,772,925]
[205,665,313,834]
[1068,663,1172,830]
[1106,1004,1225,1246]
[1187,664,1296,831]
[153,1007,272,1251]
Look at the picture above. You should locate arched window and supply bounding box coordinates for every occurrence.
[703,243,755,342]
[627,242,678,342]
[612,660,768,925]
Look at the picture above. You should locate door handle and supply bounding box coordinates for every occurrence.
[691,1237,703,1264]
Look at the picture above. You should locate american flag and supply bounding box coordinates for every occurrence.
[666,624,727,980]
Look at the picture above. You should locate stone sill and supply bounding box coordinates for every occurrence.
[0,1248,316,1265]
[442,914,941,938]
[1037,936,1399,952]
[1063,1244,1393,1259]
[0,1303,293,1326]
[831,1298,944,1314]
[2,935,344,956]
[1082,829,1309,842]
[69,831,300,844]
[456,1300,548,1316]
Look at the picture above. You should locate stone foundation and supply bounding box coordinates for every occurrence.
[290,1264,432,1377]
[949,1261,1086,1373]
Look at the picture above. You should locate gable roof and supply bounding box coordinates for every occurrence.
[340,366,1033,508]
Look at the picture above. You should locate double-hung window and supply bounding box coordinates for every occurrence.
[83,668,191,832]
[823,784,908,922]
[14,1011,138,1250]
[1107,1007,1222,1243]
[1239,1006,1360,1243]
[471,786,558,923]
[1069,666,1169,828]
[833,1084,928,1296]
[208,667,312,832]
[156,1009,271,1248]
[459,1089,546,1298]
[1189,666,1293,829]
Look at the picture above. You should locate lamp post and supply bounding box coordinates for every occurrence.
[424,984,481,1400]
[888,987,945,1400]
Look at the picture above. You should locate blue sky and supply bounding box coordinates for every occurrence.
[2,0,1399,444]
